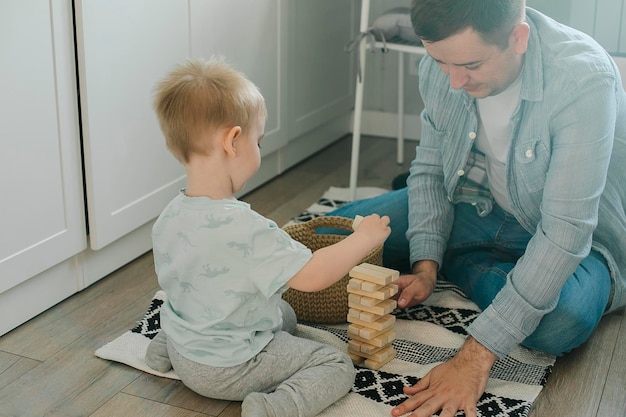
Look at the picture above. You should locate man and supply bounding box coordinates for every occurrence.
[329,1,626,416]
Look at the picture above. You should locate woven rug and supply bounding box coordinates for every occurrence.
[95,186,555,417]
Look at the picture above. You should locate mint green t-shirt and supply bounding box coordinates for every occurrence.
[152,191,312,367]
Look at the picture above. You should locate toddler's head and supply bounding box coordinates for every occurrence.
[153,57,267,163]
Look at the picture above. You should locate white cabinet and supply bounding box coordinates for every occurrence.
[287,0,356,139]
[75,0,287,251]
[75,0,189,250]
[0,0,356,336]
[567,0,626,54]
[189,0,287,158]
[0,1,86,334]
[75,0,356,250]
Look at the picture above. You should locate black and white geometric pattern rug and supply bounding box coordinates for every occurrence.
[95,187,555,417]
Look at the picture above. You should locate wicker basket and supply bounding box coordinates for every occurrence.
[282,216,383,324]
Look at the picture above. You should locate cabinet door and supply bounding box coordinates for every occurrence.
[287,0,356,138]
[189,0,287,157]
[75,0,189,250]
[0,0,85,292]
[552,0,626,54]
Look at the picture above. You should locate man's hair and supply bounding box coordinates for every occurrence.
[153,57,266,163]
[411,0,526,49]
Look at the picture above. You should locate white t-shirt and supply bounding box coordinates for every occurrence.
[152,190,312,367]
[475,74,522,213]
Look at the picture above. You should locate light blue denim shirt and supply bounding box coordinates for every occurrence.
[407,8,626,357]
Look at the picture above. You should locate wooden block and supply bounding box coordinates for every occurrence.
[348,293,361,304]
[349,298,397,316]
[347,313,395,332]
[360,263,400,280]
[348,351,365,365]
[353,344,395,363]
[352,215,364,229]
[348,278,384,293]
[347,324,361,339]
[384,284,399,299]
[348,292,379,308]
[347,308,360,319]
[348,322,392,340]
[348,338,386,356]
[357,295,380,308]
[348,308,379,323]
[349,264,393,286]
[347,278,363,290]
[348,339,363,353]
[350,329,396,348]
[360,280,383,292]
[347,284,398,301]
[358,325,390,340]
[364,350,396,370]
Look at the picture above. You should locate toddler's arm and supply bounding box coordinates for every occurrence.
[287,214,390,292]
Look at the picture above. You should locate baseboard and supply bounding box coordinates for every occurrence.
[0,257,81,336]
[356,110,422,142]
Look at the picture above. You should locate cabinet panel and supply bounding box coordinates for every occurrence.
[75,0,189,250]
[287,0,356,138]
[0,0,85,293]
[618,0,626,56]
[594,0,623,52]
[189,0,287,156]
[565,0,625,54]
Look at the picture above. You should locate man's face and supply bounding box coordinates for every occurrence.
[423,25,529,98]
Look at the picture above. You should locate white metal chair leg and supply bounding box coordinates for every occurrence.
[349,0,371,201]
[349,73,364,201]
[397,51,405,165]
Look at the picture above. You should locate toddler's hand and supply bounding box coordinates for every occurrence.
[352,214,391,247]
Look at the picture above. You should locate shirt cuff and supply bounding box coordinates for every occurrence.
[467,279,557,358]
[408,234,446,269]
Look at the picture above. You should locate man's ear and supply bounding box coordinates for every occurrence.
[222,126,242,157]
[511,22,530,55]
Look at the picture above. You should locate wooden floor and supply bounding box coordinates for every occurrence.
[0,135,624,417]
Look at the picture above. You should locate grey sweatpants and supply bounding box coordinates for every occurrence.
[146,300,355,417]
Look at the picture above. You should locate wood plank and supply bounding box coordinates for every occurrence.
[346,283,398,300]
[597,309,626,417]
[347,313,396,332]
[0,270,158,416]
[90,392,210,417]
[123,374,232,416]
[349,265,393,286]
[529,311,622,417]
[0,351,40,391]
[348,298,397,316]
[0,252,158,361]
[216,402,242,417]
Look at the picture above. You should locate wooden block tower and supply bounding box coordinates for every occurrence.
[348,214,399,370]
[346,262,399,369]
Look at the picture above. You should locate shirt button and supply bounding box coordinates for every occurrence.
[468,131,477,140]
[457,169,465,176]
[525,149,533,158]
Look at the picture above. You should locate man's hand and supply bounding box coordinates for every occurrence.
[391,337,497,417]
[393,260,438,308]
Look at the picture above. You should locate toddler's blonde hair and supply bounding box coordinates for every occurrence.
[154,57,266,163]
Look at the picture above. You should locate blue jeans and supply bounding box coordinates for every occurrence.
[328,188,611,356]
